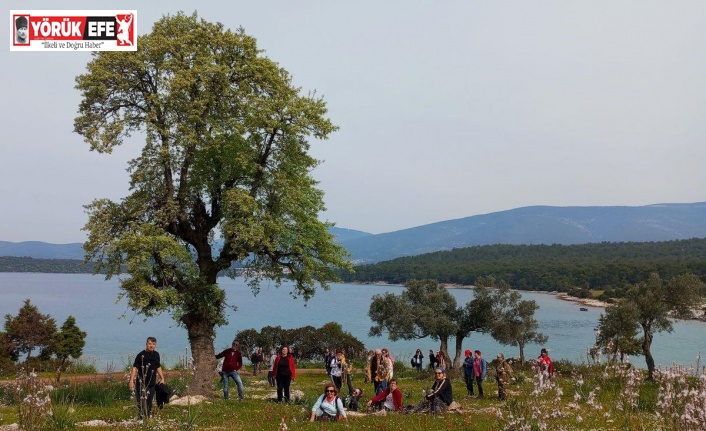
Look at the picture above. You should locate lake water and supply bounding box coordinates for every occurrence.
[1,273,704,371]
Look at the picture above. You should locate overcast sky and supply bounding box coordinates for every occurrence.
[2,1,705,243]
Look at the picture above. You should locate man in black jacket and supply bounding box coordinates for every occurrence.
[129,337,165,419]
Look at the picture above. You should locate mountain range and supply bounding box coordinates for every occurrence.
[2,202,705,264]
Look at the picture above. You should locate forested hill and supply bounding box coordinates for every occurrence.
[0,256,97,273]
[341,238,706,294]
[338,202,706,263]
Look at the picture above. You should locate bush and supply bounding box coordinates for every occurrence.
[163,368,193,397]
[15,370,52,431]
[64,357,98,375]
[236,322,367,362]
[0,356,16,378]
[22,357,60,374]
[553,359,576,375]
[47,395,76,430]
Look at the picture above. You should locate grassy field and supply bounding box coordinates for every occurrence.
[0,359,704,430]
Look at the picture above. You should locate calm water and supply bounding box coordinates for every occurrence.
[1,273,704,370]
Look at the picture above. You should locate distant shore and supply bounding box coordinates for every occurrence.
[362,281,706,322]
[555,292,609,308]
[440,283,609,307]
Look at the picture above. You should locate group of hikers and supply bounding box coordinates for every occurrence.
[311,346,456,420]
[308,345,554,421]
[128,336,554,421]
[215,342,297,403]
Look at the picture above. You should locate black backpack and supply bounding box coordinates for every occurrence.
[319,394,343,419]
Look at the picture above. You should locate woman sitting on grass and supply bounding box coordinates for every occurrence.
[367,378,403,412]
[425,367,453,413]
[346,387,364,412]
[309,384,346,422]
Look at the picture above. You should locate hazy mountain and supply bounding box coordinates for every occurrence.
[337,202,706,263]
[2,203,705,264]
[0,241,85,260]
[0,227,373,261]
[329,227,373,242]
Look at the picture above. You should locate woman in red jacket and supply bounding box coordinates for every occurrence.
[272,345,296,402]
[367,378,403,412]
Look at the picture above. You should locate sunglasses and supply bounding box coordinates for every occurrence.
[435,372,443,375]
[326,389,337,393]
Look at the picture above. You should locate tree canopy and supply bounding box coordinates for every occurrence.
[235,322,366,362]
[368,279,495,368]
[615,273,705,379]
[74,12,350,396]
[3,299,56,361]
[482,282,547,364]
[52,316,87,382]
[594,301,642,363]
[2,301,87,380]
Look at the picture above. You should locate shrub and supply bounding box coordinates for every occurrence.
[15,369,52,431]
[0,356,16,378]
[64,357,98,375]
[47,395,76,430]
[166,369,193,397]
[22,357,60,374]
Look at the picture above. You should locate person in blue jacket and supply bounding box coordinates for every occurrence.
[462,349,475,396]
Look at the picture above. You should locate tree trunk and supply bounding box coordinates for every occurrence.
[184,314,217,397]
[518,341,525,365]
[55,359,66,383]
[452,335,465,369]
[642,326,655,380]
[439,336,452,369]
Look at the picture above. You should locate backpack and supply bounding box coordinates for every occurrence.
[318,394,343,419]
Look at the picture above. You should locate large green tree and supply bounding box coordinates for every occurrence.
[4,299,57,361]
[488,283,547,364]
[74,13,350,396]
[619,273,704,379]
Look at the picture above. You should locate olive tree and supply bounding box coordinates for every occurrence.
[488,283,547,364]
[74,12,350,396]
[594,300,642,363]
[368,279,459,367]
[451,286,495,368]
[619,273,704,380]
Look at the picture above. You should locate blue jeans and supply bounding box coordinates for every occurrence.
[221,370,243,400]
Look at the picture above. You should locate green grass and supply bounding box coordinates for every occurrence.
[0,362,703,430]
[51,380,132,407]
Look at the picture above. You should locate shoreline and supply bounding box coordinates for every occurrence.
[555,292,609,308]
